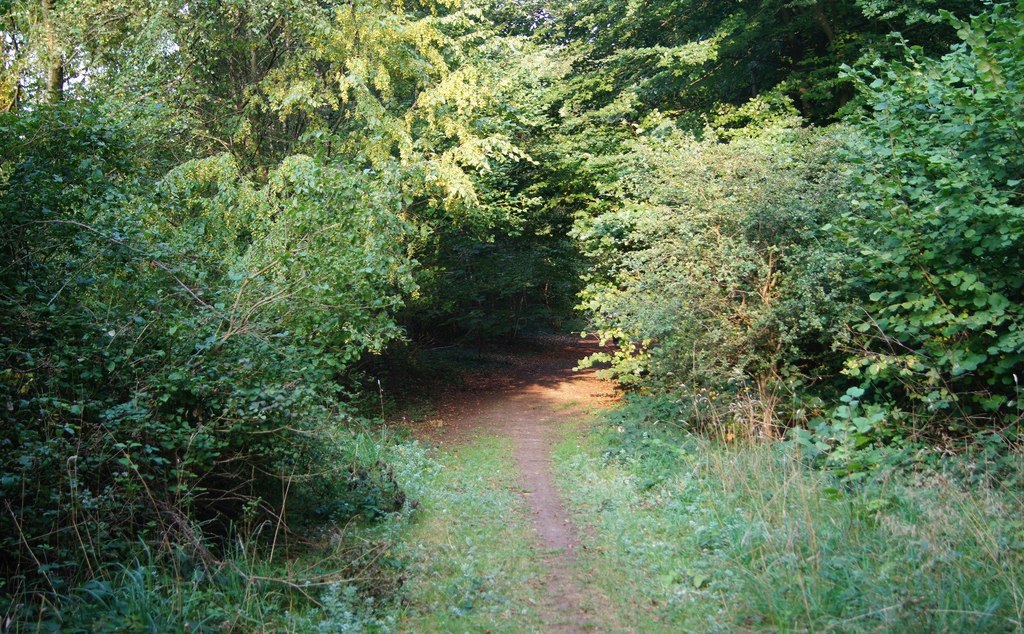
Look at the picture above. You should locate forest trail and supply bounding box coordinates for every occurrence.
[410,336,620,632]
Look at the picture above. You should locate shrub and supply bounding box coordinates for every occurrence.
[575,114,853,435]
[841,3,1024,422]
[0,103,414,593]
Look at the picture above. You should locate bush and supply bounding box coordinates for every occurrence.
[575,114,853,435]
[841,3,1024,421]
[0,103,414,593]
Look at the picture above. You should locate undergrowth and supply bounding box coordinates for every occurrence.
[554,395,1024,632]
[2,430,426,633]
[1,358,556,633]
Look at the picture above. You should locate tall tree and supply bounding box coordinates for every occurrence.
[39,0,61,102]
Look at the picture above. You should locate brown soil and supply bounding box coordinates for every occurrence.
[407,335,621,632]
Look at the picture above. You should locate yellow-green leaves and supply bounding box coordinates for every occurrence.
[252,0,522,211]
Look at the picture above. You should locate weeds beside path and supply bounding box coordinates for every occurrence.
[391,337,1024,633]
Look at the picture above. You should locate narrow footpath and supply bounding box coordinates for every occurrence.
[411,335,620,632]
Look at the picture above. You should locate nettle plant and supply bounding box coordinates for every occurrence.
[790,386,903,479]
[841,3,1024,422]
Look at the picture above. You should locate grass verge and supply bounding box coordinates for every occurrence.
[553,398,1024,633]
[5,432,544,633]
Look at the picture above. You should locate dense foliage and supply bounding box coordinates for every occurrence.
[538,0,984,128]
[576,118,852,432]
[841,5,1024,418]
[2,0,1023,627]
[571,3,1023,449]
[0,88,413,603]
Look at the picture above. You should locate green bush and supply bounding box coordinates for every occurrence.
[0,103,413,592]
[575,114,853,435]
[841,3,1024,420]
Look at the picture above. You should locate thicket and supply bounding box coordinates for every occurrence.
[576,118,852,424]
[841,5,1024,418]
[571,2,1023,461]
[1,99,415,575]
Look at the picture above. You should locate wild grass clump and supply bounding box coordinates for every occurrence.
[1,534,403,633]
[555,399,1024,632]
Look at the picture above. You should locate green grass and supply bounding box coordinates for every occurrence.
[3,540,400,633]
[17,399,1020,633]
[387,435,545,633]
[553,407,1024,633]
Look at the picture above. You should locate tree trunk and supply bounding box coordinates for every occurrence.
[813,2,837,48]
[41,0,63,103]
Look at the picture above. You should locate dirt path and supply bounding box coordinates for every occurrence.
[411,335,619,632]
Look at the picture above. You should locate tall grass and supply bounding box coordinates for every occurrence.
[5,549,283,632]
[554,406,1024,632]
[3,428,548,633]
[2,430,421,633]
